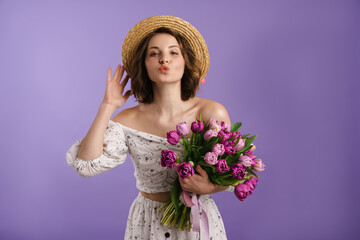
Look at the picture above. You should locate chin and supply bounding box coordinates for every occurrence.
[151,76,182,83]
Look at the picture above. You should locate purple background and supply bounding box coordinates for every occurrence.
[1,0,359,239]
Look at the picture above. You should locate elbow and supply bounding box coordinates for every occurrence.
[76,167,95,177]
[71,158,101,177]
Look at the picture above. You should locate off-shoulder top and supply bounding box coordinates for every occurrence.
[66,120,234,193]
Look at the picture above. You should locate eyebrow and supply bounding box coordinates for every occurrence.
[148,45,180,50]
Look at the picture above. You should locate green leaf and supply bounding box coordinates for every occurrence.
[245,135,257,148]
[226,152,241,166]
[212,177,225,186]
[247,169,259,178]
[200,136,219,155]
[239,145,252,154]
[195,134,201,146]
[220,178,239,185]
[171,178,181,215]
[179,205,188,230]
[193,149,201,163]
[218,173,233,179]
[201,124,210,138]
[231,122,242,132]
[242,133,250,138]
[234,136,240,146]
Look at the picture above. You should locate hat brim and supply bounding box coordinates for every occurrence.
[122,15,209,81]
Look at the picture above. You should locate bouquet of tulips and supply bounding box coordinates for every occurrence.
[158,116,265,232]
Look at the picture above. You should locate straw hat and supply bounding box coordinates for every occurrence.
[121,15,209,82]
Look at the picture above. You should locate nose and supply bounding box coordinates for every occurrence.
[159,57,169,64]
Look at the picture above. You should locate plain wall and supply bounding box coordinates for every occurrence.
[0,0,359,239]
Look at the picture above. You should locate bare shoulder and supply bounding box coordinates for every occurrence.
[111,105,140,126]
[195,97,231,124]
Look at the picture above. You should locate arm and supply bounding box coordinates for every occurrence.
[77,103,117,161]
[66,65,132,177]
[77,65,131,161]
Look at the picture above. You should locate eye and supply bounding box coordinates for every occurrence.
[149,52,158,56]
[171,51,179,55]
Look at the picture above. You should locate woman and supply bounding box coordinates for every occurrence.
[67,15,232,239]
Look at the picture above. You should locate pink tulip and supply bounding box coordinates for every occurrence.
[239,155,253,167]
[234,139,245,151]
[252,158,265,172]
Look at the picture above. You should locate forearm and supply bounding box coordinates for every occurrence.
[77,102,117,161]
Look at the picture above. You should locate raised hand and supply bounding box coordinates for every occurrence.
[102,64,132,109]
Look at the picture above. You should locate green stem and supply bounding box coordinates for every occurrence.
[179,205,188,231]
[161,204,174,224]
[163,203,174,217]
[164,209,175,226]
[158,201,171,212]
[169,205,181,228]
[188,207,192,232]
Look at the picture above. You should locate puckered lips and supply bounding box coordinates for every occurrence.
[159,66,169,73]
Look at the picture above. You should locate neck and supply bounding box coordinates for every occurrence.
[150,81,190,120]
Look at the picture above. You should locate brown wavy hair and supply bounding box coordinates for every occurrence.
[129,27,202,104]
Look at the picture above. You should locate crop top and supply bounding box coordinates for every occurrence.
[66,120,234,193]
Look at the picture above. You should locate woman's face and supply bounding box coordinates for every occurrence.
[145,33,185,84]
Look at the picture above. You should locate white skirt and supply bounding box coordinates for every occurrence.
[125,192,228,240]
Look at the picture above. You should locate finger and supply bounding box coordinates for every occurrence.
[118,65,125,82]
[179,176,185,187]
[107,67,112,82]
[124,90,132,100]
[120,74,130,88]
[196,165,207,177]
[112,64,121,81]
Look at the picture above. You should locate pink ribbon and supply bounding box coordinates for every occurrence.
[180,191,209,240]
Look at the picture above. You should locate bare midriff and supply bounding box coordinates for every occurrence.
[140,191,172,203]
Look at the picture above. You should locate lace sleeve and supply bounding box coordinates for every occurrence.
[66,121,128,177]
[225,185,234,192]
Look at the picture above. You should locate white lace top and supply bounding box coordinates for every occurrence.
[66,120,234,193]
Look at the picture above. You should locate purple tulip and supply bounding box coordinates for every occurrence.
[204,130,218,141]
[247,154,257,161]
[239,155,253,167]
[160,149,178,169]
[244,176,259,191]
[176,122,190,136]
[230,131,241,140]
[212,143,225,156]
[218,129,231,141]
[204,151,218,165]
[223,140,234,147]
[224,145,235,155]
[234,184,252,201]
[177,162,195,179]
[191,120,204,133]
[221,121,231,131]
[167,130,180,145]
[231,163,247,180]
[215,159,230,173]
[244,144,256,155]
